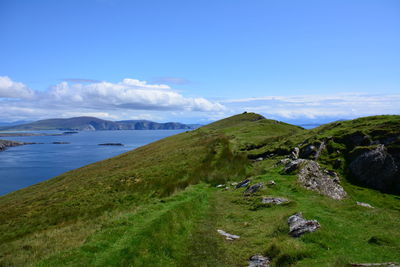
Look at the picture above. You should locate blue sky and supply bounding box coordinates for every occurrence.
[0,0,399,124]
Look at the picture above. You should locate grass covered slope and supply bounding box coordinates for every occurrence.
[0,113,399,266]
[0,113,302,265]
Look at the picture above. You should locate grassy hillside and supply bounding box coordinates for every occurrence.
[0,113,399,266]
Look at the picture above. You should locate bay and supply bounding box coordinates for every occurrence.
[0,130,185,196]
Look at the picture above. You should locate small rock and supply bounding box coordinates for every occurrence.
[217,229,240,241]
[216,184,225,188]
[267,180,276,186]
[261,197,288,205]
[350,263,400,267]
[98,143,124,146]
[231,182,238,186]
[356,201,374,208]
[255,157,264,161]
[291,147,300,159]
[244,183,263,195]
[288,213,320,237]
[276,158,291,166]
[224,186,230,191]
[283,159,306,173]
[236,179,251,189]
[248,255,271,267]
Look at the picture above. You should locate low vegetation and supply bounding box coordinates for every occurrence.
[0,112,399,266]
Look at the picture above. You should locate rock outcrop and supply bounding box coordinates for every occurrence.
[283,159,347,200]
[288,213,320,237]
[349,145,399,194]
[298,160,347,200]
[0,139,25,151]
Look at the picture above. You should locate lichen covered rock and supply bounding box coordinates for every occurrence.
[288,213,320,237]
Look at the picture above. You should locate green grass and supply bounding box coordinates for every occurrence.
[0,113,399,266]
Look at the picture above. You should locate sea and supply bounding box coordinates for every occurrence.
[0,130,185,196]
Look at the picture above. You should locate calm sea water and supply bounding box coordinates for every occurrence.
[0,130,185,196]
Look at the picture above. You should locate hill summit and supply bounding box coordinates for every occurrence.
[0,112,399,266]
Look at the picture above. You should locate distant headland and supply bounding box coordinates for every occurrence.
[0,117,201,131]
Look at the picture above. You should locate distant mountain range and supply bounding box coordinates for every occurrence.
[0,117,201,131]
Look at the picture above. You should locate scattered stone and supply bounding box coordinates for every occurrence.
[248,255,271,267]
[224,186,230,191]
[217,229,240,241]
[350,263,400,267]
[231,182,238,187]
[255,157,264,161]
[216,184,225,188]
[288,213,320,237]
[244,183,263,195]
[261,197,288,205]
[236,179,251,189]
[267,180,276,186]
[349,144,399,194]
[356,201,374,208]
[286,159,347,200]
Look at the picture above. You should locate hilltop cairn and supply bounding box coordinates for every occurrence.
[280,149,347,200]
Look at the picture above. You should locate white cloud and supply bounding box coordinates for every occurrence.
[0,76,34,99]
[47,79,225,112]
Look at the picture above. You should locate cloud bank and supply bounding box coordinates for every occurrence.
[223,94,400,122]
[0,76,399,124]
[0,76,225,122]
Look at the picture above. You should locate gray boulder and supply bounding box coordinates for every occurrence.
[261,197,288,205]
[244,182,263,195]
[349,145,399,194]
[248,255,270,267]
[236,179,251,189]
[288,213,320,237]
[299,141,326,160]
